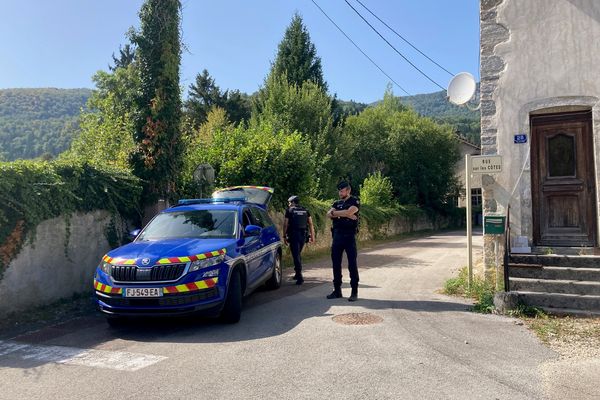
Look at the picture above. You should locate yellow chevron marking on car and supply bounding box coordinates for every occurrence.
[157,248,226,265]
[93,279,123,294]
[163,278,219,294]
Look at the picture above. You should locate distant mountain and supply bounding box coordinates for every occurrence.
[0,86,480,161]
[400,88,480,145]
[0,88,91,160]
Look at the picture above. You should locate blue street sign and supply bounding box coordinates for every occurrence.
[514,134,527,144]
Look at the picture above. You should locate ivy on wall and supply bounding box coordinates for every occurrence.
[0,160,142,278]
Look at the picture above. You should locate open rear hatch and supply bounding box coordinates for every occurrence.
[212,186,273,208]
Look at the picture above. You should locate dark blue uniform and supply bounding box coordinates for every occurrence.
[331,196,360,293]
[285,205,310,278]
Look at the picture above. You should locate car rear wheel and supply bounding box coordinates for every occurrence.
[265,253,282,290]
[220,268,242,323]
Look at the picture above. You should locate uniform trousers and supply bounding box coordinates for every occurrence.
[331,230,359,290]
[288,231,306,274]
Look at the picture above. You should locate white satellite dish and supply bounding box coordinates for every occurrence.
[447,72,477,106]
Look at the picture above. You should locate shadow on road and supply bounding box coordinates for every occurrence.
[1,229,475,370]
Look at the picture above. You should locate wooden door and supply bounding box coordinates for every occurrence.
[531,111,597,246]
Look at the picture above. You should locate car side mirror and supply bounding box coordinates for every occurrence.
[244,224,261,237]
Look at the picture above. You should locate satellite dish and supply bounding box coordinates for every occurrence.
[447,72,477,106]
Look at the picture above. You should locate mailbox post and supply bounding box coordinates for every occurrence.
[465,155,502,289]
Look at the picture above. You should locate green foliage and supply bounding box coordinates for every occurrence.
[188,121,315,209]
[129,0,183,202]
[332,98,368,125]
[359,172,396,208]
[0,159,142,276]
[344,87,460,211]
[63,66,138,169]
[400,87,479,119]
[252,74,341,198]
[443,267,496,313]
[270,12,327,91]
[180,107,233,197]
[506,304,547,318]
[0,88,91,160]
[300,197,331,236]
[399,88,480,145]
[184,69,251,127]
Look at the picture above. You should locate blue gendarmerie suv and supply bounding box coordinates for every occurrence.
[93,186,282,324]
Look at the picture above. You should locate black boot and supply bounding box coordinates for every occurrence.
[295,274,304,285]
[292,272,301,280]
[348,288,358,302]
[326,289,342,299]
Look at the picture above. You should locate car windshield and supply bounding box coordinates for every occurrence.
[137,210,237,240]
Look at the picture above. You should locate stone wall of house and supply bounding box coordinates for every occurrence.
[480,0,600,277]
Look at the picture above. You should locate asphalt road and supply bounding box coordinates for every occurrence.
[0,231,597,400]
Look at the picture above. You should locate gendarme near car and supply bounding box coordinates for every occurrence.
[93,186,282,324]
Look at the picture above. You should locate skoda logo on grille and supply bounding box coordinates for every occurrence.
[141,258,151,266]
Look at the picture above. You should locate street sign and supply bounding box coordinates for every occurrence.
[471,155,502,173]
[514,134,527,144]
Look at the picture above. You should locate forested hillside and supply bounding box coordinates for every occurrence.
[0,88,91,160]
[0,85,479,162]
[401,88,480,145]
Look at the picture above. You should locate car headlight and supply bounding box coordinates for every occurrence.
[189,255,225,272]
[98,261,113,275]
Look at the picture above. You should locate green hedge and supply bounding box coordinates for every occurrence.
[0,160,142,276]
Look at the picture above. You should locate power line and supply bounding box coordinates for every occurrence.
[353,0,454,76]
[343,0,446,91]
[309,0,412,96]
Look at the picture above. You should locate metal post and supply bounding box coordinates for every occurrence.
[466,154,473,290]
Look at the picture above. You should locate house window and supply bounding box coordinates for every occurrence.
[471,188,482,206]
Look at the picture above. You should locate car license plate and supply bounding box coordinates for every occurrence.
[125,288,163,297]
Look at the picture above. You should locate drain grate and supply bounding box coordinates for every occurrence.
[332,313,383,325]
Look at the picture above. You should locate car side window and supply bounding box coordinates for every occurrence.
[249,207,265,228]
[257,208,274,227]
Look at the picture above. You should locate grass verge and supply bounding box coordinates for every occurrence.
[442,266,496,313]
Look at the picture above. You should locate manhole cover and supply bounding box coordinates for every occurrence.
[332,313,383,325]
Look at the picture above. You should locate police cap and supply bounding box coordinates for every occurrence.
[287,195,299,204]
[337,181,350,190]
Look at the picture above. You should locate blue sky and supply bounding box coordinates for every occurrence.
[0,0,479,103]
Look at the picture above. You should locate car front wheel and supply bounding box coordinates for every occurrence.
[220,268,242,323]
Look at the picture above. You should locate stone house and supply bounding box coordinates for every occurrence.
[480,0,600,313]
[456,137,481,210]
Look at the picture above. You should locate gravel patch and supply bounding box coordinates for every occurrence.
[523,316,600,360]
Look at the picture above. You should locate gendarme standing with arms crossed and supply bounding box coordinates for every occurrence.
[326,181,360,301]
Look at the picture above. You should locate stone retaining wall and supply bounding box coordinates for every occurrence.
[0,209,442,316]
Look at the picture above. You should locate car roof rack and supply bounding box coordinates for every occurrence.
[177,197,247,206]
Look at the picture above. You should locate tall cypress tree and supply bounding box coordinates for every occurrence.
[129,0,182,203]
[270,13,327,91]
